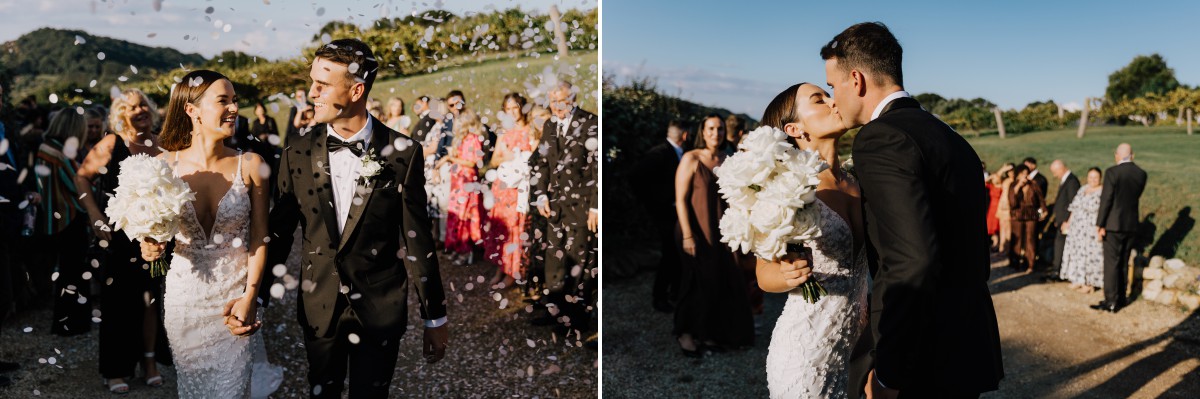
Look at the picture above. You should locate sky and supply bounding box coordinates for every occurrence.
[603,0,1200,116]
[0,0,596,60]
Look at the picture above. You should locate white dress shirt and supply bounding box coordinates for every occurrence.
[326,116,447,328]
[870,90,912,121]
[1029,169,1040,181]
[1061,171,1072,185]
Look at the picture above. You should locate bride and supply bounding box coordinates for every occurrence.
[755,82,869,398]
[140,69,281,398]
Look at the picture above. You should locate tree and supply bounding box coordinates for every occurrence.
[1105,54,1181,103]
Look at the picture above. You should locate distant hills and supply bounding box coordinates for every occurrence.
[1,28,207,103]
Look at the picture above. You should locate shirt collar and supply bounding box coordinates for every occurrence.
[326,113,374,145]
[1119,159,1132,165]
[1061,170,1072,184]
[870,90,912,121]
[419,110,429,119]
[1029,169,1039,179]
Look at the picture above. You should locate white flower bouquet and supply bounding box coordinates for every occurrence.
[495,150,533,213]
[105,153,195,277]
[715,126,829,303]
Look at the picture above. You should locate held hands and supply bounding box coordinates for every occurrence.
[140,238,168,262]
[779,249,814,289]
[423,325,449,364]
[222,296,262,337]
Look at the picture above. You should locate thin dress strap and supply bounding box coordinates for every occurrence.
[234,150,244,186]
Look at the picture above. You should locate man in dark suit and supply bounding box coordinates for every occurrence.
[1024,157,1049,196]
[261,38,448,398]
[822,22,1003,397]
[408,95,436,144]
[1092,143,1147,313]
[1046,159,1080,281]
[530,79,598,335]
[633,120,687,312]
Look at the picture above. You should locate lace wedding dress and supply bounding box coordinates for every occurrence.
[164,153,282,399]
[766,200,869,399]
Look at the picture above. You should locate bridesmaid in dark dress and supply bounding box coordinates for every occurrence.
[75,89,167,393]
[673,114,754,357]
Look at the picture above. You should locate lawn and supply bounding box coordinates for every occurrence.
[967,126,1200,265]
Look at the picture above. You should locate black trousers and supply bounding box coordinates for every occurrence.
[1103,230,1135,305]
[302,295,402,399]
[98,234,160,379]
[650,208,680,303]
[42,219,91,335]
[1051,229,1068,276]
[541,206,594,326]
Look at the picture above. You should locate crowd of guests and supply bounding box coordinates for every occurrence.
[632,114,761,357]
[984,148,1147,313]
[0,77,598,390]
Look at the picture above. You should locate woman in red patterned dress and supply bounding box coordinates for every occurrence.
[484,93,536,289]
[437,109,486,265]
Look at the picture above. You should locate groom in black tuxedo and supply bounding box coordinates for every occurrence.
[1092,143,1147,313]
[822,22,1003,397]
[263,39,448,398]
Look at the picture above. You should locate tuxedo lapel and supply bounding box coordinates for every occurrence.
[338,119,392,252]
[310,124,341,246]
[878,96,922,116]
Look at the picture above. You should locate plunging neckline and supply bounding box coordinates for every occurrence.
[175,151,244,242]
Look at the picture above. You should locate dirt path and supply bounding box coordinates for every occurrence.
[602,255,1200,398]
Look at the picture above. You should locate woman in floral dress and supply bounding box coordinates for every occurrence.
[437,109,486,265]
[1060,167,1105,293]
[484,94,535,289]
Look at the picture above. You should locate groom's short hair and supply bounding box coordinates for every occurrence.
[821,22,903,87]
[314,38,379,95]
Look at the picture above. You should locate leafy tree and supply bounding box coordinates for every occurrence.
[1106,54,1180,103]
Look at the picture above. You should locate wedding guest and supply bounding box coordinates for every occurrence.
[996,163,1015,257]
[1092,143,1147,313]
[1009,164,1048,273]
[424,98,452,245]
[1046,159,1080,282]
[1060,167,1104,293]
[437,109,486,265]
[76,89,165,392]
[986,172,1002,249]
[437,90,466,160]
[529,80,598,336]
[483,93,535,289]
[384,96,410,136]
[1025,157,1049,196]
[522,105,552,301]
[367,97,383,119]
[725,114,746,147]
[249,101,278,144]
[294,108,316,130]
[673,113,753,356]
[84,107,107,157]
[409,95,436,143]
[31,110,91,337]
[284,87,307,139]
[633,120,687,313]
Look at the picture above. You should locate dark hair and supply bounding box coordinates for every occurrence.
[501,93,528,125]
[417,95,430,103]
[43,108,86,143]
[313,38,379,95]
[1087,166,1102,176]
[254,101,266,112]
[761,83,805,130]
[1023,157,1037,167]
[693,113,726,149]
[820,22,903,87]
[446,90,465,101]
[159,70,231,151]
[725,114,745,136]
[668,120,685,131]
[1012,164,1029,177]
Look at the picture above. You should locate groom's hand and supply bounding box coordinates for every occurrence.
[779,250,813,289]
[423,325,449,364]
[867,369,899,399]
[222,297,261,337]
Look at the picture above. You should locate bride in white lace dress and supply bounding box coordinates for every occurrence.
[755,83,868,398]
[140,70,282,398]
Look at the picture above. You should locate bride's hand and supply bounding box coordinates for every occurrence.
[223,296,261,337]
[140,238,168,262]
[779,250,813,288]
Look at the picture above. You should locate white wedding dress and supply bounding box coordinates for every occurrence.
[165,153,283,399]
[766,200,869,399]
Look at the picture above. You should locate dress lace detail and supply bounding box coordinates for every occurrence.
[164,152,282,398]
[766,200,869,399]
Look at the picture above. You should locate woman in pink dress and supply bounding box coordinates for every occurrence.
[484,93,536,289]
[437,109,486,265]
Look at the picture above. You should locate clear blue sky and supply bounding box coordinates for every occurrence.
[603,0,1200,116]
[0,0,596,60]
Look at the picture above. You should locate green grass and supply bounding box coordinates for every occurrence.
[968,126,1200,265]
[239,51,598,141]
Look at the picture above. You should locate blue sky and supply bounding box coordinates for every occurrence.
[603,0,1200,116]
[0,0,596,60]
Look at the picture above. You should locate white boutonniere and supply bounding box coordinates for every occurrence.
[359,150,384,183]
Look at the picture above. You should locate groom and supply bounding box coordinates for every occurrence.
[821,23,1003,397]
[262,38,448,398]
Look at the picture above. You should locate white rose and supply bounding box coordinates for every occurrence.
[361,159,383,178]
[754,223,794,261]
[748,198,795,235]
[790,206,823,242]
[719,209,754,255]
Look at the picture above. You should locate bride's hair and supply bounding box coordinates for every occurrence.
[761,83,807,148]
[159,70,231,151]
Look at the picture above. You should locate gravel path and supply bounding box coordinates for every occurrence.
[602,254,1200,398]
[0,251,597,398]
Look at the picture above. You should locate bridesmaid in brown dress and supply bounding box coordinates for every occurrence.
[673,114,754,357]
[1009,164,1048,273]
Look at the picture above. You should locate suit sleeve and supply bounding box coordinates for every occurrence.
[853,125,943,390]
[1059,178,1080,225]
[401,143,447,321]
[1096,168,1117,228]
[261,139,300,307]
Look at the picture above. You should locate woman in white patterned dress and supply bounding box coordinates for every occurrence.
[1059,167,1105,293]
[140,70,281,398]
[755,83,868,399]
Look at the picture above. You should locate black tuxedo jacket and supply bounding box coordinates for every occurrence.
[265,117,446,338]
[533,107,598,220]
[632,140,680,211]
[409,113,437,145]
[851,97,1004,393]
[1096,162,1147,232]
[1053,172,1081,228]
[1031,171,1049,197]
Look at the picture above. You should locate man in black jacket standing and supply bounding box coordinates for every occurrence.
[1046,159,1080,281]
[634,120,687,312]
[1092,143,1147,313]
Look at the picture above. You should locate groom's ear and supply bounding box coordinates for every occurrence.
[851,70,868,96]
[349,82,366,103]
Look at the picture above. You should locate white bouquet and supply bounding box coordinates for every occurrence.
[105,153,195,277]
[495,150,533,213]
[715,126,829,303]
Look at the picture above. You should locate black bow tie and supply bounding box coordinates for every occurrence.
[327,137,365,156]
